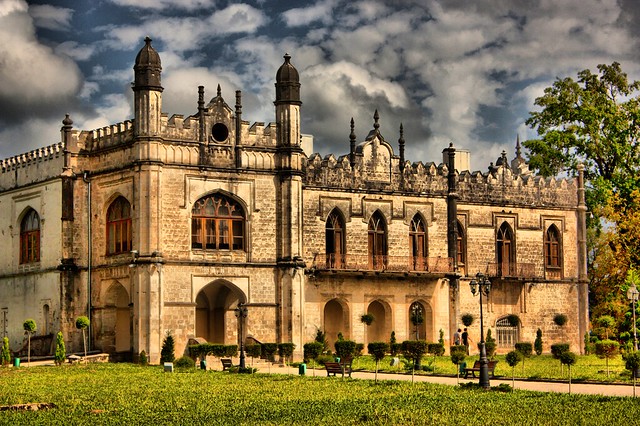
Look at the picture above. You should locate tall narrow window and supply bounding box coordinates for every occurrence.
[544,225,561,268]
[410,215,427,271]
[326,209,345,269]
[368,211,387,270]
[20,208,40,263]
[496,317,519,347]
[107,197,132,255]
[192,193,245,251]
[496,222,514,276]
[456,220,466,268]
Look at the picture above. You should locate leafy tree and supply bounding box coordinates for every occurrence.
[505,350,523,389]
[560,351,578,394]
[484,329,496,359]
[515,342,532,374]
[54,332,66,366]
[534,329,543,355]
[278,343,295,366]
[303,342,323,376]
[401,340,428,383]
[551,343,570,374]
[160,331,175,363]
[246,344,261,367]
[450,348,466,384]
[596,315,616,340]
[595,339,620,378]
[75,316,90,357]
[315,329,328,353]
[1,336,10,366]
[438,329,445,346]
[624,351,640,397]
[367,342,389,383]
[23,319,36,366]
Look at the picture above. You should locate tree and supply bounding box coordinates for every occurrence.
[551,343,570,374]
[505,350,523,389]
[367,342,389,383]
[278,343,295,367]
[54,332,66,366]
[303,342,323,377]
[595,339,620,378]
[401,340,428,383]
[75,316,90,357]
[314,329,328,353]
[624,351,640,397]
[23,319,36,366]
[484,329,497,359]
[596,315,616,340]
[1,336,10,366]
[160,331,175,364]
[450,348,466,384]
[515,342,533,375]
[334,340,356,378]
[534,328,543,355]
[560,351,578,394]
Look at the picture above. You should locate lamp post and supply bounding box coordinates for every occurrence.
[628,284,639,351]
[235,303,248,369]
[469,272,491,389]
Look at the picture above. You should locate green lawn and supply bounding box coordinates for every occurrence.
[340,353,629,382]
[0,363,639,425]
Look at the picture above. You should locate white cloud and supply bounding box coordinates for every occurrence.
[106,0,216,11]
[282,0,337,27]
[55,41,96,61]
[28,4,73,31]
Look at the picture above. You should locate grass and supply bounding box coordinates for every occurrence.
[327,353,630,382]
[1,363,640,425]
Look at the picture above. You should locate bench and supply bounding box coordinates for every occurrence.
[464,360,498,379]
[221,358,233,371]
[325,358,353,378]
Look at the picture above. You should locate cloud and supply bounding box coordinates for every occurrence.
[282,0,337,27]
[28,4,73,31]
[106,0,216,11]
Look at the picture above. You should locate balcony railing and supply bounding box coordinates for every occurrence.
[486,262,536,279]
[312,254,453,273]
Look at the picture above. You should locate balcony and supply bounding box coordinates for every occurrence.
[485,262,537,279]
[311,254,454,274]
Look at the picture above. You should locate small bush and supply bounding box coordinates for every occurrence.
[261,343,278,362]
[505,350,522,368]
[515,342,533,358]
[534,329,543,355]
[354,343,364,357]
[278,343,295,363]
[174,356,195,369]
[553,313,568,326]
[246,344,262,360]
[390,343,401,356]
[427,343,445,357]
[550,343,570,360]
[160,331,175,363]
[54,332,66,366]
[334,340,357,360]
[461,313,474,327]
[1,336,11,366]
[139,350,148,366]
[303,342,323,363]
[316,354,334,366]
[450,345,466,355]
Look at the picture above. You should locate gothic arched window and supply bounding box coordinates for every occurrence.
[368,211,387,270]
[496,222,514,276]
[192,193,245,251]
[410,215,427,271]
[20,208,40,264]
[544,225,561,268]
[326,209,346,269]
[107,197,132,255]
[456,220,466,268]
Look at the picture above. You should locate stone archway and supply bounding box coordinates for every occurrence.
[100,282,132,355]
[367,300,391,344]
[323,299,350,349]
[195,281,245,344]
[408,300,432,341]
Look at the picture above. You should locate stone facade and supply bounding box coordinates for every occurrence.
[0,39,588,362]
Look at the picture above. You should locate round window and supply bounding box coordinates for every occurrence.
[211,123,229,143]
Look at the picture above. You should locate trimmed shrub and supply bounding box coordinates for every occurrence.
[534,328,543,355]
[278,343,295,364]
[427,343,445,357]
[485,329,497,358]
[461,313,474,327]
[595,339,620,377]
[246,344,262,360]
[314,329,328,352]
[175,356,195,369]
[368,342,389,383]
[401,340,428,370]
[390,343,401,357]
[553,313,568,326]
[23,319,36,364]
[54,332,66,366]
[450,345,466,355]
[506,350,522,367]
[261,343,278,362]
[75,316,90,357]
[515,342,532,358]
[334,340,357,360]
[1,336,10,366]
[160,332,175,363]
[224,345,238,358]
[303,342,323,363]
[139,350,148,366]
[354,343,364,357]
[624,351,640,381]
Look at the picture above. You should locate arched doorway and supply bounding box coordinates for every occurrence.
[367,300,391,344]
[103,282,132,354]
[324,299,350,349]
[409,301,431,340]
[195,281,245,344]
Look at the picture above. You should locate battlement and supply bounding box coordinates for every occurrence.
[0,142,64,173]
[85,120,134,151]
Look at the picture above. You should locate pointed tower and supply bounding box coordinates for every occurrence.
[274,54,305,355]
[133,37,163,137]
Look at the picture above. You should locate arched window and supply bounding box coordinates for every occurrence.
[20,208,40,264]
[496,317,519,348]
[368,211,387,270]
[456,220,466,269]
[107,197,132,255]
[544,225,561,268]
[192,193,245,251]
[326,209,345,269]
[496,222,514,276]
[410,215,427,271]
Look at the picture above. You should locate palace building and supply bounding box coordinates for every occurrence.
[0,38,588,362]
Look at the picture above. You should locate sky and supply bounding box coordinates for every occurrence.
[1,0,640,171]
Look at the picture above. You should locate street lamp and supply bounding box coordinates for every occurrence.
[628,284,639,351]
[469,272,491,389]
[235,303,248,368]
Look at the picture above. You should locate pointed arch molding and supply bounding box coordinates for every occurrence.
[191,275,250,303]
[362,199,392,224]
[541,216,565,233]
[492,213,517,231]
[184,175,255,213]
[319,197,352,222]
[402,202,434,226]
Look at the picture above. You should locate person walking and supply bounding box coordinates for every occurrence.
[453,328,461,346]
[462,328,469,354]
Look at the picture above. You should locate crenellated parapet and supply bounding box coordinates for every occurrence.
[80,120,135,152]
[0,142,64,173]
